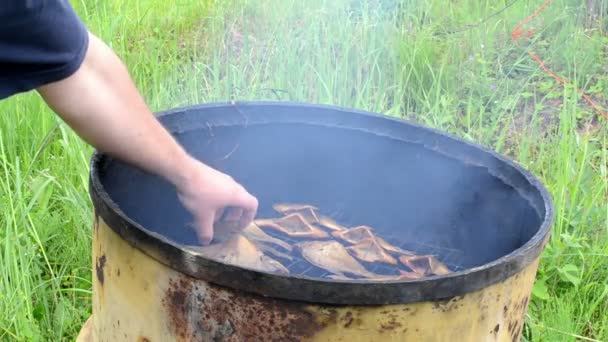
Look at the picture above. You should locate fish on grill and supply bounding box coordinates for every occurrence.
[332,225,415,255]
[184,235,289,275]
[294,240,377,278]
[318,216,347,232]
[345,237,398,265]
[209,220,243,243]
[272,203,318,213]
[399,255,451,276]
[241,222,292,251]
[272,203,320,224]
[254,243,293,261]
[255,213,329,239]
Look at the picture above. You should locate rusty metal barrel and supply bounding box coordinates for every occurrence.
[77,102,553,342]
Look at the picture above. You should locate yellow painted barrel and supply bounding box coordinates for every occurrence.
[78,102,553,342]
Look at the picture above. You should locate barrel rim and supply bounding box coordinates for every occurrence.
[89,101,554,305]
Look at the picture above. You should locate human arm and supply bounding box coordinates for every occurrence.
[36,32,258,244]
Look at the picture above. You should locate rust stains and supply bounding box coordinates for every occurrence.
[432,295,463,312]
[379,312,402,332]
[163,277,193,340]
[163,275,327,341]
[507,295,529,341]
[508,319,521,341]
[137,337,150,342]
[490,323,500,338]
[510,322,522,342]
[315,307,339,328]
[336,309,362,328]
[95,254,107,285]
[515,296,529,312]
[341,311,354,328]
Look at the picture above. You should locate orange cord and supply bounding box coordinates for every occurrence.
[511,0,608,120]
[511,0,552,42]
[528,51,567,84]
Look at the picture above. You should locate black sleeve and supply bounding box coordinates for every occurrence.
[0,0,90,100]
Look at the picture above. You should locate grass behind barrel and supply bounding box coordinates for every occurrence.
[0,0,606,340]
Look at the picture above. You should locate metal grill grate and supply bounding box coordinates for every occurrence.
[263,229,466,280]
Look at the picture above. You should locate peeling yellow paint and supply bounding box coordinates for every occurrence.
[78,216,539,342]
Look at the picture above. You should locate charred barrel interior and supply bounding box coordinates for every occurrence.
[92,104,548,300]
[92,102,552,307]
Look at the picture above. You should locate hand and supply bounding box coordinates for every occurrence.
[175,158,258,245]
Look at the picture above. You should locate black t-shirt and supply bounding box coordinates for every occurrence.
[0,1,89,100]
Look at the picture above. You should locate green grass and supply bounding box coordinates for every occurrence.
[0,0,606,340]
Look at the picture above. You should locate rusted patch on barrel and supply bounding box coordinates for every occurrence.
[432,295,463,312]
[503,293,530,342]
[341,311,354,328]
[162,277,193,340]
[509,320,521,342]
[95,254,106,286]
[163,275,328,341]
[515,296,529,313]
[379,311,402,332]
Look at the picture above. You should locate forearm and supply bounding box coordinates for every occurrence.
[37,32,195,187]
[36,31,258,243]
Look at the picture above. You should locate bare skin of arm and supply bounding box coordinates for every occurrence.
[36,32,258,245]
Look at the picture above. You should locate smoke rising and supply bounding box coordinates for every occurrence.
[101,102,544,272]
[106,0,548,271]
[158,0,419,113]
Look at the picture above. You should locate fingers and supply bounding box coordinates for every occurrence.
[233,185,258,212]
[234,191,258,229]
[215,207,226,223]
[212,220,241,243]
[223,207,243,222]
[239,207,257,230]
[195,212,215,245]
